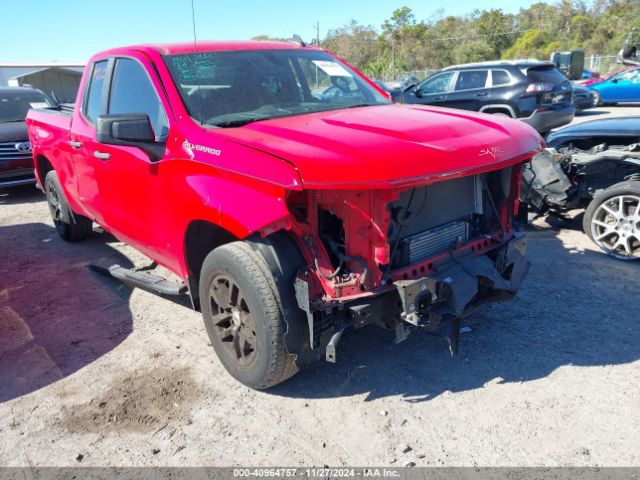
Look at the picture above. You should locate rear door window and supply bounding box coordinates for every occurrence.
[454,70,488,91]
[84,60,108,122]
[108,58,168,140]
[491,70,511,86]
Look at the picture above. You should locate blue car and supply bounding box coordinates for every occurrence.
[589,67,640,105]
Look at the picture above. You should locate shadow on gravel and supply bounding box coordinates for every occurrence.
[0,184,44,206]
[0,222,134,403]
[272,222,640,402]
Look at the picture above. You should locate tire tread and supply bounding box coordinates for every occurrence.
[200,241,298,389]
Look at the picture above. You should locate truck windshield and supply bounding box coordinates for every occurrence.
[0,91,52,122]
[164,49,391,127]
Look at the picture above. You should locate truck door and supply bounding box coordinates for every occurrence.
[444,69,490,111]
[69,59,110,225]
[89,55,172,262]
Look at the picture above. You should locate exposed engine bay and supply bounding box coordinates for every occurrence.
[520,127,640,262]
[521,141,640,214]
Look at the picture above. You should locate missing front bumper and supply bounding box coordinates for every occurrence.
[293,234,530,365]
[393,233,529,352]
[395,233,529,323]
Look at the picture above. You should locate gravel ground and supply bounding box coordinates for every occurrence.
[0,106,639,467]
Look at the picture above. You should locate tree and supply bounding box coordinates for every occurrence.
[314,1,640,80]
[251,35,289,42]
[473,9,515,57]
[322,20,381,72]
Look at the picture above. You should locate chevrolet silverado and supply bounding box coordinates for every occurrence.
[27,41,542,388]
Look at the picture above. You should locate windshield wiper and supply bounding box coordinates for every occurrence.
[341,103,379,110]
[211,117,272,128]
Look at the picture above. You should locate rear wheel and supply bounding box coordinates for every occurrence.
[583,181,640,260]
[44,170,93,242]
[199,241,299,389]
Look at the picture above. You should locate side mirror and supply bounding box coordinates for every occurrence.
[611,78,619,83]
[96,113,163,161]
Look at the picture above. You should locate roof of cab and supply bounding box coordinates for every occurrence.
[150,40,311,55]
[91,40,316,60]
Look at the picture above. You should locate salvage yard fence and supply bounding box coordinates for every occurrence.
[588,55,621,74]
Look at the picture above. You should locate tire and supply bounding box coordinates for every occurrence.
[583,181,640,261]
[592,90,601,107]
[44,170,93,242]
[199,241,299,389]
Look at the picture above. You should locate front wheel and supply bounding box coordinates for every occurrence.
[592,90,602,107]
[199,241,299,389]
[583,181,640,260]
[45,170,93,242]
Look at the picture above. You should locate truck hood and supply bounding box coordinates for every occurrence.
[218,104,542,188]
[0,121,28,142]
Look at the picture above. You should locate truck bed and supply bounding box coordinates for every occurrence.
[28,106,74,129]
[25,107,73,187]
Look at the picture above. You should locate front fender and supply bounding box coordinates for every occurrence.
[184,174,294,239]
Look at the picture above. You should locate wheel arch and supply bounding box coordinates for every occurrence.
[479,104,516,117]
[35,154,54,186]
[183,219,239,309]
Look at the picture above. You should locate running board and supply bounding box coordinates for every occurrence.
[89,264,188,296]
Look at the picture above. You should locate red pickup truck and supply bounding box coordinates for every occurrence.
[27,41,542,388]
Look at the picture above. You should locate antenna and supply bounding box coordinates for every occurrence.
[190,0,203,125]
[190,0,198,48]
[290,34,306,47]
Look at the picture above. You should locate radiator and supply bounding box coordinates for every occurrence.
[389,174,484,267]
[405,220,469,264]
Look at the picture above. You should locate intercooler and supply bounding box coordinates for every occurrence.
[389,174,485,267]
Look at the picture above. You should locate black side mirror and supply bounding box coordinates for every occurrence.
[611,78,619,83]
[96,113,163,161]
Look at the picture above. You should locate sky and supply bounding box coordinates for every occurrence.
[0,0,544,63]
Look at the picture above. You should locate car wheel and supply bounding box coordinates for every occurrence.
[583,181,640,261]
[592,90,602,107]
[199,241,299,389]
[44,170,93,242]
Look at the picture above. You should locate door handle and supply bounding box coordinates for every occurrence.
[476,92,488,97]
[434,95,445,100]
[93,151,111,161]
[69,141,83,149]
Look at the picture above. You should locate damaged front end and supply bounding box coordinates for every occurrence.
[520,142,640,215]
[285,163,531,364]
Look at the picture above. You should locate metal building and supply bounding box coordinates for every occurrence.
[0,63,85,103]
